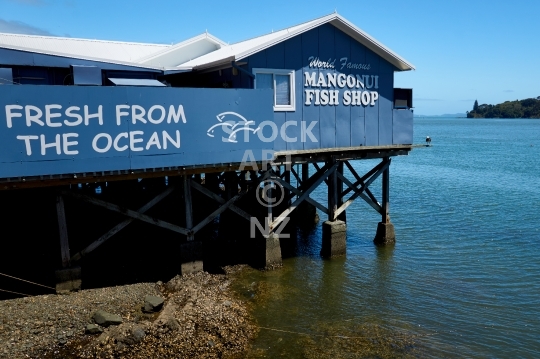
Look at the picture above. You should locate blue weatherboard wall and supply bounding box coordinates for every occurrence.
[0,85,273,178]
[207,24,413,150]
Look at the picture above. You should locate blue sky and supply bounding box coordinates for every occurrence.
[1,0,538,115]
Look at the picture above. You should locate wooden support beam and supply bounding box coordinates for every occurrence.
[56,195,70,268]
[71,186,175,262]
[382,157,391,223]
[270,162,338,231]
[183,175,194,241]
[62,191,189,235]
[301,163,309,187]
[328,159,338,221]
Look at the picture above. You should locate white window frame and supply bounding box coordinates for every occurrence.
[252,68,296,112]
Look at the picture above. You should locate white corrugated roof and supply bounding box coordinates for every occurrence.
[0,32,169,63]
[178,13,415,71]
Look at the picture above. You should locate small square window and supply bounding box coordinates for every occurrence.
[253,68,296,112]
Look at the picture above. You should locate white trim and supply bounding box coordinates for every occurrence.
[253,68,296,112]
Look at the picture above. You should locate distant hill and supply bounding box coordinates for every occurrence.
[414,113,466,118]
[467,97,540,118]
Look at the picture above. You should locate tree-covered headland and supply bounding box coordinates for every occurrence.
[467,97,540,118]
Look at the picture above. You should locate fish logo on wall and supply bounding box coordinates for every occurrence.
[206,112,260,143]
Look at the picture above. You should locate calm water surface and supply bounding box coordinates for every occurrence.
[232,118,540,358]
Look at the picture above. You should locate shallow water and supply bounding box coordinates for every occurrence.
[233,118,540,358]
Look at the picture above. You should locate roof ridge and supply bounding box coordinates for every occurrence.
[227,12,335,46]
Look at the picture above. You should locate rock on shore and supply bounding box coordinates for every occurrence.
[0,268,256,359]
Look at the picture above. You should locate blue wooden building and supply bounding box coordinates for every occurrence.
[0,13,414,293]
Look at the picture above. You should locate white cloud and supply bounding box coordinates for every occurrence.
[0,19,53,36]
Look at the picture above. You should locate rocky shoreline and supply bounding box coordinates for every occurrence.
[0,266,256,359]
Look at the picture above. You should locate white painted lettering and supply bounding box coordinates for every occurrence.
[326,73,337,88]
[40,134,61,155]
[92,133,112,153]
[25,105,44,127]
[346,75,356,89]
[146,131,161,150]
[329,90,339,105]
[316,72,327,87]
[167,105,186,124]
[352,91,361,106]
[45,104,62,127]
[64,106,83,126]
[305,89,315,105]
[162,130,180,149]
[131,105,147,124]
[16,135,38,155]
[361,91,371,106]
[113,132,128,152]
[337,73,347,88]
[370,91,379,106]
[320,90,329,105]
[116,105,130,126]
[5,105,23,128]
[147,105,166,124]
[62,133,79,155]
[343,90,351,105]
[84,105,103,126]
[129,130,144,151]
[304,72,317,87]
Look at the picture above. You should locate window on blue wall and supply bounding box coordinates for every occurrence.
[253,68,295,112]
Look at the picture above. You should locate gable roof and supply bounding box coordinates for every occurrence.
[177,13,415,72]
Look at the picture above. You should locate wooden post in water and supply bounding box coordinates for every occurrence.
[180,174,203,274]
[321,158,346,258]
[374,157,395,245]
[337,162,346,222]
[55,194,81,293]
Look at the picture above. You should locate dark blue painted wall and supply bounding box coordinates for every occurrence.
[232,24,412,150]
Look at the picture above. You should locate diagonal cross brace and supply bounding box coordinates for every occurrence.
[70,186,176,262]
[190,180,251,221]
[62,190,189,236]
[333,159,389,220]
[342,161,379,204]
[271,175,329,214]
[337,171,382,215]
[270,163,338,231]
[187,170,272,234]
